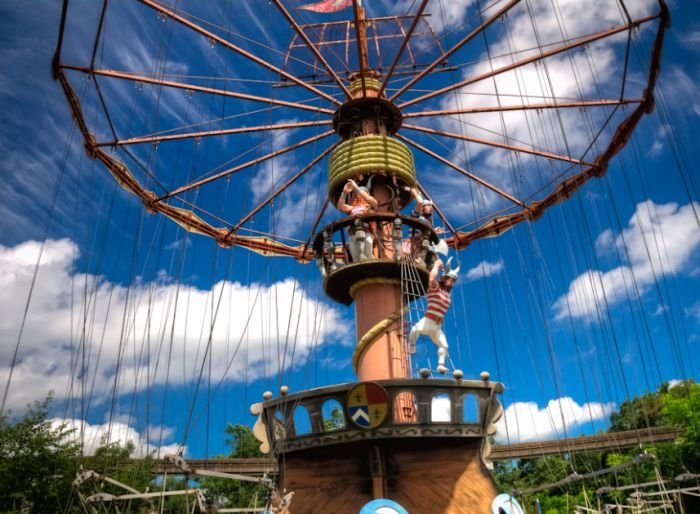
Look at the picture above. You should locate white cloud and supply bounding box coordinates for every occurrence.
[659,66,700,117]
[495,396,615,443]
[595,229,615,258]
[667,378,683,389]
[0,239,350,412]
[373,0,477,34]
[51,418,182,458]
[465,258,504,281]
[685,302,700,324]
[411,0,658,219]
[679,30,700,50]
[553,200,700,321]
[431,395,451,422]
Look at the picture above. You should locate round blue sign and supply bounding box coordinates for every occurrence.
[492,494,524,514]
[359,498,408,514]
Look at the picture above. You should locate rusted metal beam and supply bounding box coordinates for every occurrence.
[230,143,337,232]
[352,2,368,96]
[396,133,528,209]
[98,120,333,147]
[139,0,341,105]
[398,13,661,110]
[390,0,522,102]
[377,0,430,99]
[403,123,593,166]
[270,0,352,99]
[160,130,335,200]
[402,99,644,118]
[61,65,335,116]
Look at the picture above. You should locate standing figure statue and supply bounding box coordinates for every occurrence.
[408,257,460,374]
[337,178,378,262]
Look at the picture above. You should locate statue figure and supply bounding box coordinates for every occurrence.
[408,257,460,374]
[337,178,378,262]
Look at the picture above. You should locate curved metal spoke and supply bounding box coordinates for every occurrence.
[98,120,333,147]
[389,0,521,102]
[160,130,335,200]
[377,0,430,99]
[139,0,342,106]
[396,133,527,209]
[403,98,643,118]
[403,123,593,166]
[231,143,337,233]
[398,13,660,110]
[271,0,352,99]
[61,65,335,116]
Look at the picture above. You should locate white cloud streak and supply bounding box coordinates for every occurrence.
[553,200,700,321]
[0,239,350,412]
[51,418,182,458]
[465,258,504,281]
[495,396,615,443]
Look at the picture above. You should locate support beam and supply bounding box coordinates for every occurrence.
[403,123,593,166]
[402,99,643,118]
[397,14,660,110]
[230,143,336,232]
[390,0,522,102]
[490,426,681,460]
[61,65,335,116]
[396,133,528,209]
[270,0,352,99]
[139,0,341,105]
[98,120,333,147]
[160,130,335,200]
[377,0,430,99]
[351,1,368,96]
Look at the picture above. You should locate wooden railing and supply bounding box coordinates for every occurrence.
[148,426,680,474]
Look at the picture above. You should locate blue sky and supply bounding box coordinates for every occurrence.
[0,0,698,458]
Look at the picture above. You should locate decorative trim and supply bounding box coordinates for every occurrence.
[279,424,484,452]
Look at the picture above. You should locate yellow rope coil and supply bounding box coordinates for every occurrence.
[352,305,409,373]
[328,136,415,200]
[348,77,382,95]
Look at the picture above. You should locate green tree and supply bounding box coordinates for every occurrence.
[79,439,156,512]
[198,424,268,510]
[0,395,80,513]
[493,381,700,513]
[225,423,264,458]
[609,390,663,431]
[323,406,344,430]
[660,381,700,475]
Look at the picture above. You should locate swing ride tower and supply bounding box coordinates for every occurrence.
[52,0,670,512]
[258,6,505,512]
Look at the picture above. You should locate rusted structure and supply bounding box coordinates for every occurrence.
[54,1,669,512]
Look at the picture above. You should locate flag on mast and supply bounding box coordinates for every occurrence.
[299,0,354,13]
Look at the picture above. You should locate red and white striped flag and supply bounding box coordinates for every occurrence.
[299,0,353,13]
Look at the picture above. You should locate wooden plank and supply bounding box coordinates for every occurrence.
[489,426,680,460]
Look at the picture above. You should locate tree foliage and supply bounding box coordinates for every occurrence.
[493,380,700,513]
[196,423,268,510]
[0,395,80,513]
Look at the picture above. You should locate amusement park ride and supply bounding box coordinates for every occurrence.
[52,0,674,512]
